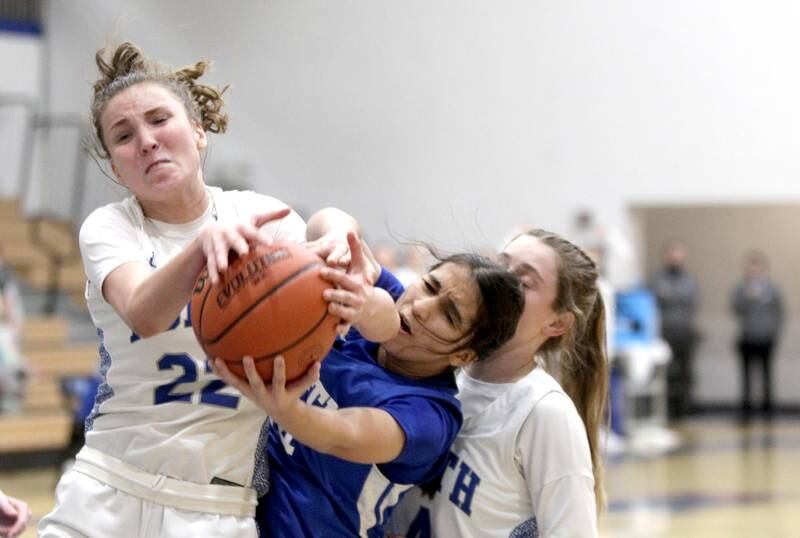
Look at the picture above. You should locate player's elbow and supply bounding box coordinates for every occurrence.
[127,317,164,339]
[326,410,405,464]
[306,208,360,241]
[125,305,173,338]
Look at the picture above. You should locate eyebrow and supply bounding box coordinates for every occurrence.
[108,106,170,133]
[429,274,464,327]
[500,253,543,285]
[108,116,130,133]
[517,262,544,285]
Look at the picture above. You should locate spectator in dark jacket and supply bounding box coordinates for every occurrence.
[651,240,699,419]
[732,251,784,419]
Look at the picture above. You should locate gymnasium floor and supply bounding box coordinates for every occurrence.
[602,418,800,538]
[2,417,798,537]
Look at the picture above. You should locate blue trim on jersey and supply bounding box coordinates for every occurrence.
[251,417,272,497]
[257,269,462,537]
[510,517,539,538]
[84,329,114,432]
[369,483,396,538]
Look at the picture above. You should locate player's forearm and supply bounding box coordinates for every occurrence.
[354,288,400,343]
[306,207,361,241]
[124,238,207,337]
[276,404,404,464]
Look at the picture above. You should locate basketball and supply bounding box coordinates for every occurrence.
[191,241,340,383]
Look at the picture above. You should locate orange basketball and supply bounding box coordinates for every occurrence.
[191,242,340,383]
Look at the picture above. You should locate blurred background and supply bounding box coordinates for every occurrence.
[0,1,798,536]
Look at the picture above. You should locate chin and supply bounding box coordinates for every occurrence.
[151,173,188,191]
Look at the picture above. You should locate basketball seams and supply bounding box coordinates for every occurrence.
[251,310,335,363]
[195,273,213,350]
[203,261,323,345]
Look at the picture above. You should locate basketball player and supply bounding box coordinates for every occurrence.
[39,42,316,537]
[387,229,607,537]
[213,225,526,536]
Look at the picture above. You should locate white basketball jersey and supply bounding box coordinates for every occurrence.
[388,368,597,537]
[78,187,306,490]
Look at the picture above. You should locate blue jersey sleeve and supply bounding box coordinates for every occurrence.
[375,267,405,302]
[377,395,462,485]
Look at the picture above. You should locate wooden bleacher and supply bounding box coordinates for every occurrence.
[0,318,99,457]
[0,414,75,454]
[0,198,86,308]
[20,316,69,350]
[24,344,99,378]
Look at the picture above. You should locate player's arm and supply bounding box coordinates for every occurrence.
[0,489,31,538]
[522,395,599,536]
[102,209,290,338]
[306,206,361,242]
[289,405,405,464]
[214,356,406,464]
[305,207,359,268]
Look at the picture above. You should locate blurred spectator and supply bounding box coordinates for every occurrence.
[732,251,784,420]
[571,208,636,289]
[0,489,31,538]
[0,252,22,325]
[650,240,699,419]
[0,248,25,414]
[372,242,399,272]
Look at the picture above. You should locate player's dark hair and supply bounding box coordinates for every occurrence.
[429,253,524,361]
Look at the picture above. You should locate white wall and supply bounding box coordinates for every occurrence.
[0,32,40,196]
[44,0,800,264]
[0,31,40,97]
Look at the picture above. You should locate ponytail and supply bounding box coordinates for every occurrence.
[558,291,608,510]
[525,228,609,514]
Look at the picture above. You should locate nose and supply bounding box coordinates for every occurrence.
[138,128,159,155]
[411,296,437,321]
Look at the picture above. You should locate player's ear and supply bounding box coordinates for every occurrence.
[449,349,477,368]
[194,123,207,150]
[543,312,574,338]
[111,163,124,185]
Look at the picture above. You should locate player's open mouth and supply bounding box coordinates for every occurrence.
[399,313,412,335]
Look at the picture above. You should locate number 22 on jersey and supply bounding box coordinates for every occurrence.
[154,354,240,409]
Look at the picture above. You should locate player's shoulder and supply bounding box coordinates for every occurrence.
[513,372,590,470]
[217,188,290,211]
[522,369,583,429]
[511,368,565,403]
[79,197,141,240]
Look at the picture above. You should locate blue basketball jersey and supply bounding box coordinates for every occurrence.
[257,269,463,537]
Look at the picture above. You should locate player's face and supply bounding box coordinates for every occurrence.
[497,235,561,351]
[100,82,207,204]
[382,262,481,374]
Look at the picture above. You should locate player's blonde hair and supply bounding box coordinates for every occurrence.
[90,41,228,159]
[522,228,609,513]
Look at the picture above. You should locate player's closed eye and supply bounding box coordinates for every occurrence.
[423,279,436,294]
